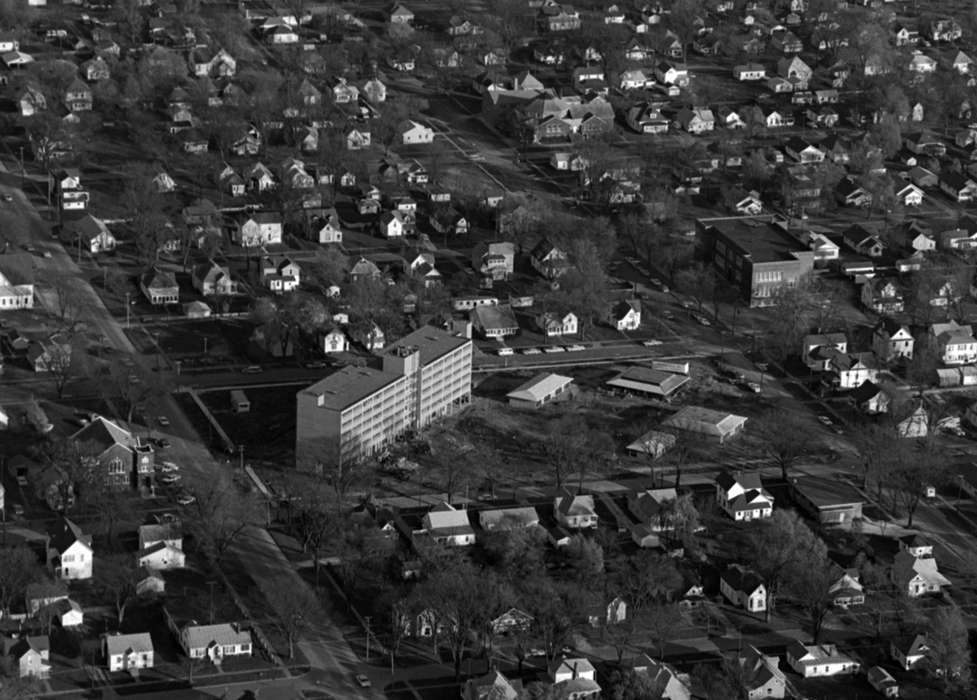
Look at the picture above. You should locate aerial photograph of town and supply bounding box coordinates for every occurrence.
[7,0,977,697]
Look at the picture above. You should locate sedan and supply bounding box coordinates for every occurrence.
[691,313,711,327]
[817,415,833,427]
[354,674,371,688]
[158,416,170,427]
[159,461,180,473]
[242,365,263,374]
[159,473,181,485]
[543,346,564,353]
[176,492,196,506]
[522,348,541,355]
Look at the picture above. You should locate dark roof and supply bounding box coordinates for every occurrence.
[703,217,811,264]
[792,476,865,510]
[298,366,403,413]
[0,253,34,285]
[722,564,764,594]
[381,325,470,367]
[48,516,91,554]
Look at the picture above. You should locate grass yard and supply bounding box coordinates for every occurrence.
[153,319,253,364]
[200,385,299,464]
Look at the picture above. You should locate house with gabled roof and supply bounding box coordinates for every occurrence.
[721,564,766,612]
[47,516,93,580]
[610,299,641,331]
[861,278,904,314]
[192,261,239,296]
[4,635,50,679]
[553,489,597,529]
[104,632,154,673]
[0,253,34,311]
[893,549,950,597]
[421,502,474,546]
[140,268,179,306]
[530,239,570,279]
[827,352,880,390]
[715,470,773,521]
[873,318,914,362]
[675,107,714,133]
[931,320,977,365]
[64,214,116,253]
[828,568,865,608]
[787,642,859,677]
[461,670,523,700]
[665,406,746,445]
[234,212,283,247]
[169,616,253,664]
[736,645,786,698]
[891,634,928,670]
[260,256,300,294]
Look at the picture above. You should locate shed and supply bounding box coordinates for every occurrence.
[230,390,250,413]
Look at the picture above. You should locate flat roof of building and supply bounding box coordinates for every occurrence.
[299,366,403,412]
[792,476,864,509]
[702,216,810,264]
[382,325,470,366]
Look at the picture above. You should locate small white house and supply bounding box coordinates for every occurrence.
[421,502,475,546]
[720,564,766,613]
[553,491,598,529]
[787,642,859,678]
[321,328,349,354]
[536,311,578,337]
[137,542,186,570]
[104,632,154,673]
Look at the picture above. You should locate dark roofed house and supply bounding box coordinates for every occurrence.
[471,303,519,339]
[715,470,773,521]
[71,416,155,490]
[140,268,179,305]
[606,366,688,399]
[721,564,766,612]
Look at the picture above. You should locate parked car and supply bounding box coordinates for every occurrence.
[497,347,514,356]
[304,360,329,369]
[818,415,833,426]
[355,675,371,688]
[176,492,196,506]
[643,339,663,346]
[691,313,711,326]
[543,346,564,353]
[157,416,170,427]
[152,438,171,449]
[242,365,263,374]
[522,348,541,355]
[159,473,181,485]
[159,461,180,473]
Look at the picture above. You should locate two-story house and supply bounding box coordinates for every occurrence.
[861,279,904,314]
[193,261,239,296]
[931,320,977,365]
[873,319,914,362]
[260,256,300,294]
[715,471,773,521]
[47,516,93,580]
[536,311,578,337]
[234,212,282,247]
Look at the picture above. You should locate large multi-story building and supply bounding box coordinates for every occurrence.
[295,326,472,470]
[698,216,815,307]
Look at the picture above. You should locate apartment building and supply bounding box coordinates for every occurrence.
[699,216,814,307]
[296,326,472,469]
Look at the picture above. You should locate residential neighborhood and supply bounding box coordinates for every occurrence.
[3,0,977,698]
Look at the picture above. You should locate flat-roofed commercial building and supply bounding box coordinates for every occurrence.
[296,326,472,470]
[698,216,814,307]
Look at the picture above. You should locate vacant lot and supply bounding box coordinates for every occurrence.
[201,385,299,464]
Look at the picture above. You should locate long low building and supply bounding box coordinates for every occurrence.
[507,373,574,408]
[662,406,747,444]
[606,366,689,398]
[790,476,864,526]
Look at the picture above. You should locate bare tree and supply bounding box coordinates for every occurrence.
[187,473,251,563]
[0,547,44,613]
[96,553,140,626]
[266,585,318,659]
[753,410,815,480]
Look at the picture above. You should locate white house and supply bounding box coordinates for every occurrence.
[553,490,598,529]
[0,255,35,311]
[891,634,928,670]
[321,328,349,353]
[715,471,773,521]
[421,502,475,546]
[720,564,766,613]
[400,120,435,145]
[536,311,578,337]
[48,517,93,581]
[610,299,641,331]
[932,320,977,365]
[892,550,951,597]
[138,542,186,570]
[174,620,253,664]
[234,213,283,247]
[104,632,154,673]
[873,319,914,362]
[786,642,859,678]
[260,256,300,294]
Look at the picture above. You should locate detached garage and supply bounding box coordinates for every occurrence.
[790,476,864,526]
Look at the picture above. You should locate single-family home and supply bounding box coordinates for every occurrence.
[138,541,186,570]
[346,129,371,150]
[619,69,651,90]
[736,645,786,699]
[836,177,872,207]
[850,380,891,415]
[536,311,577,337]
[64,214,116,253]
[479,507,540,532]
[940,171,977,202]
[828,352,880,390]
[104,632,154,673]
[530,239,570,279]
[260,256,300,294]
[715,470,773,521]
[932,320,977,365]
[861,279,904,315]
[462,671,524,700]
[421,502,475,546]
[472,242,515,284]
[140,269,179,306]
[4,636,50,679]
[787,642,859,678]
[873,319,914,362]
[48,516,93,580]
[610,299,641,331]
[828,569,865,608]
[892,549,951,597]
[549,656,600,698]
[553,489,597,529]
[400,120,435,145]
[733,63,766,81]
[895,180,924,207]
[626,103,669,134]
[321,328,349,354]
[675,107,715,134]
[192,261,238,297]
[0,254,34,311]
[36,597,83,628]
[867,667,899,698]
[721,564,766,613]
[891,634,928,670]
[234,212,283,247]
[171,618,253,664]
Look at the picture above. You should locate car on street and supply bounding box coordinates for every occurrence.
[643,339,663,346]
[742,381,762,394]
[564,344,585,352]
[242,365,263,374]
[12,503,24,517]
[662,310,675,320]
[159,461,180,473]
[176,492,196,506]
[522,348,541,355]
[817,415,833,426]
[543,346,564,353]
[691,313,711,326]
[497,347,514,356]
[159,473,181,485]
[304,360,329,369]
[355,674,371,688]
[158,416,170,427]
[152,437,171,449]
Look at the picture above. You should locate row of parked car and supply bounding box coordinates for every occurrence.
[497,344,588,356]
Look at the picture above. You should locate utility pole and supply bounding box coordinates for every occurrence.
[125,292,131,328]
[207,580,217,624]
[365,616,371,660]
[238,444,245,474]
